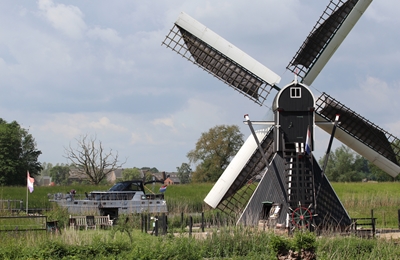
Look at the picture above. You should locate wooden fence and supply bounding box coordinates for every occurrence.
[0,215,47,232]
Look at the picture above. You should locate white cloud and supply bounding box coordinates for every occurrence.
[39,114,127,139]
[367,1,400,25]
[102,52,135,74]
[88,117,128,132]
[359,76,390,104]
[39,114,85,139]
[357,77,400,111]
[386,121,400,138]
[37,0,87,39]
[144,132,156,144]
[130,132,141,145]
[152,117,175,129]
[87,27,122,45]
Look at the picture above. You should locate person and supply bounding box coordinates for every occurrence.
[69,189,76,199]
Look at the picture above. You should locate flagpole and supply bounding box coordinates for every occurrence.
[26,171,28,215]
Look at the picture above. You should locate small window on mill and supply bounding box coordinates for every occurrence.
[290,87,301,98]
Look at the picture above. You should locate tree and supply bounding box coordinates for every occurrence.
[0,118,42,186]
[177,162,192,184]
[319,145,369,182]
[141,167,159,173]
[122,168,142,181]
[40,162,53,176]
[64,134,125,185]
[188,125,244,182]
[368,163,396,182]
[49,164,70,185]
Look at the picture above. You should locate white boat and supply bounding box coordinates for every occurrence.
[49,180,168,218]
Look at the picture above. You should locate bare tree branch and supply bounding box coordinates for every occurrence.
[64,134,126,184]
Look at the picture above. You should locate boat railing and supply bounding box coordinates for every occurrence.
[50,191,165,201]
[142,194,165,200]
[88,192,136,201]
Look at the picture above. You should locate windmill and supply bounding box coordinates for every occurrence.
[162,0,400,230]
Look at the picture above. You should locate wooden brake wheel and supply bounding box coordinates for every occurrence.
[290,202,316,229]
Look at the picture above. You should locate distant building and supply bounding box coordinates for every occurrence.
[106,169,123,184]
[164,173,180,185]
[164,177,180,185]
[151,171,166,181]
[38,176,52,186]
[68,168,88,184]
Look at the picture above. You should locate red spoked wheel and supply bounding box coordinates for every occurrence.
[289,202,316,229]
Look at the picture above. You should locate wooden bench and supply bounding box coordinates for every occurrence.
[95,215,114,228]
[69,215,113,230]
[69,215,87,230]
[350,217,377,237]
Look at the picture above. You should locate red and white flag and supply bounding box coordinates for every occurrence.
[27,171,34,193]
[305,126,312,155]
[159,185,167,193]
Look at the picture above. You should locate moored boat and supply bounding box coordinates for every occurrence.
[49,180,168,218]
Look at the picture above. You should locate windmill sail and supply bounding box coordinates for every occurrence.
[316,93,400,177]
[287,0,372,86]
[204,127,275,214]
[162,12,281,106]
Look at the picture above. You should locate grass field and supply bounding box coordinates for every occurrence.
[332,182,400,228]
[1,181,400,228]
[1,182,400,259]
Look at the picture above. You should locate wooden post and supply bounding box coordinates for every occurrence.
[165,215,168,234]
[161,213,167,235]
[201,212,205,232]
[141,214,144,233]
[398,209,400,230]
[189,216,193,237]
[371,209,375,237]
[181,212,184,230]
[144,214,148,233]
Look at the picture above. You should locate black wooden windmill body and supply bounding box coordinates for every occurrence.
[162,0,400,230]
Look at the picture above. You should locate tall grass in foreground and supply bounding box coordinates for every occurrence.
[0,227,400,259]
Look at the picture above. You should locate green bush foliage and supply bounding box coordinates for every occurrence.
[1,227,400,259]
[293,230,316,251]
[268,233,292,255]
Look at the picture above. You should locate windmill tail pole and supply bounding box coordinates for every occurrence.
[315,114,340,209]
[244,114,289,206]
[321,114,340,175]
[244,114,269,166]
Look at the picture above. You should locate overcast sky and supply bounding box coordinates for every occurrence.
[1,0,399,172]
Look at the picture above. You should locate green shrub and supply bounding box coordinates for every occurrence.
[36,240,69,258]
[293,230,316,251]
[46,205,69,228]
[268,233,291,255]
